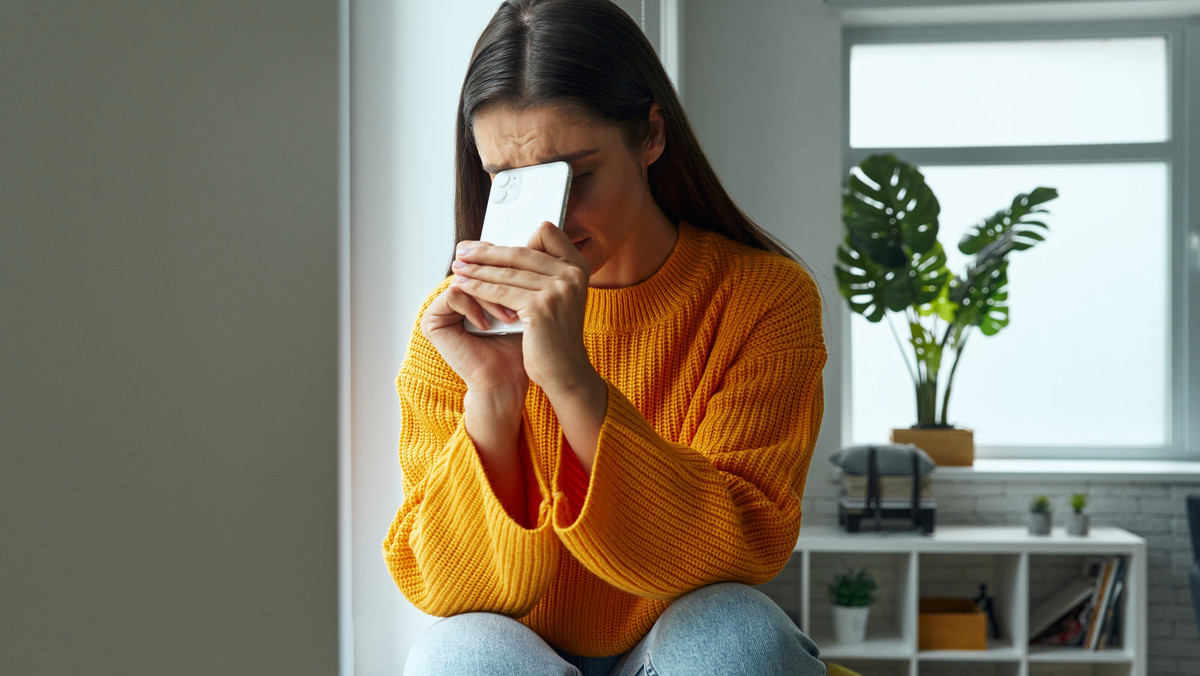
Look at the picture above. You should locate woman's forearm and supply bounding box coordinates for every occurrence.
[463,386,528,526]
[544,369,608,475]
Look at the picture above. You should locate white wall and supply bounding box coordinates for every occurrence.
[1,1,339,673]
[347,1,500,672]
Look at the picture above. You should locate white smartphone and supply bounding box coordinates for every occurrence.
[463,161,572,335]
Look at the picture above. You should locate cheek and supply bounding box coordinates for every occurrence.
[564,190,605,230]
[574,180,629,222]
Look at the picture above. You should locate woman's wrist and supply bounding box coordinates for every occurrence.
[463,385,525,451]
[463,384,528,525]
[464,383,527,419]
[544,368,608,474]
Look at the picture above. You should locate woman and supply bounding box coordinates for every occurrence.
[385,1,827,673]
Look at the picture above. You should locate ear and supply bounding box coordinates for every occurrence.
[641,102,666,168]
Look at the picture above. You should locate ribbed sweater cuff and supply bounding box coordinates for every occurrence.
[552,382,712,598]
[417,420,559,614]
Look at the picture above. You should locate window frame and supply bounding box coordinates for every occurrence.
[841,19,1199,460]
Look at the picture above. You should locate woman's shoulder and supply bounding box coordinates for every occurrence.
[398,276,461,387]
[418,276,455,310]
[691,225,821,307]
[690,227,825,351]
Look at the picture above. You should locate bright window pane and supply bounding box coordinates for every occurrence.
[850,38,1168,148]
[849,163,1169,448]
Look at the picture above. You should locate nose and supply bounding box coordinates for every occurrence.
[560,205,581,238]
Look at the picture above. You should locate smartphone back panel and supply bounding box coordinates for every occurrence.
[480,161,572,246]
[465,161,572,335]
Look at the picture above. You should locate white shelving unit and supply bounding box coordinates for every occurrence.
[794,525,1146,676]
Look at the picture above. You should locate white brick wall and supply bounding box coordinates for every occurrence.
[759,478,1200,676]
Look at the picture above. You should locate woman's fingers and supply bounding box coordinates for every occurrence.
[452,224,588,328]
[527,221,588,272]
[452,275,533,315]
[453,260,545,291]
[437,284,491,332]
[457,233,566,277]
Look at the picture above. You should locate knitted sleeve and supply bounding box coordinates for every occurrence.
[552,266,826,600]
[382,282,560,617]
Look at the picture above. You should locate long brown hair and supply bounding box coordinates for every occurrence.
[454,0,799,264]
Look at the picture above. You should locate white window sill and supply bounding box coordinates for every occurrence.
[934,458,1200,483]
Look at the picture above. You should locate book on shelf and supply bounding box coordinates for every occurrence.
[841,474,931,499]
[1029,555,1126,650]
[1084,557,1118,649]
[1030,597,1089,646]
[1097,579,1124,650]
[1096,556,1128,650]
[1029,577,1095,639]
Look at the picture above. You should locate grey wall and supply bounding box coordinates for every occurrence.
[0,2,339,673]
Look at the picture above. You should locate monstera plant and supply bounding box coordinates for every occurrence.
[836,154,1057,431]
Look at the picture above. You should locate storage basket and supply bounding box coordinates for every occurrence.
[918,597,987,650]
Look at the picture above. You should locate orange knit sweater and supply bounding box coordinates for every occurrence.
[384,222,826,657]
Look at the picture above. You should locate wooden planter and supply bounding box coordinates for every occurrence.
[890,427,974,467]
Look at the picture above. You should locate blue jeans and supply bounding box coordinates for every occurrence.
[405,582,825,675]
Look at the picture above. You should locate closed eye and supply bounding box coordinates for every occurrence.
[571,171,594,186]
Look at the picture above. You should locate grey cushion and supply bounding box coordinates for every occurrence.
[830,444,936,476]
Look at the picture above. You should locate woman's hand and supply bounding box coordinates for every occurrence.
[451,222,595,397]
[452,222,609,473]
[420,275,528,399]
[420,265,532,524]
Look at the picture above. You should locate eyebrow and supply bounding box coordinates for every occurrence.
[481,148,600,175]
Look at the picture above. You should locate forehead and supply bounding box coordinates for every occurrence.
[472,105,618,173]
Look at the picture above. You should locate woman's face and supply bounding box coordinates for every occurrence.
[471,104,673,288]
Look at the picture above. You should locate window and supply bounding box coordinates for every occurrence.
[843,22,1198,459]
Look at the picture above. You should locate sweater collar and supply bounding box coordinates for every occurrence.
[583,222,712,333]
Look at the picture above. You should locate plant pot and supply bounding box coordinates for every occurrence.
[890,427,974,466]
[1028,512,1051,536]
[1067,512,1090,536]
[832,604,870,644]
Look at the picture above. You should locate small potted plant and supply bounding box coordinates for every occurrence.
[1067,493,1090,536]
[1029,495,1052,536]
[829,567,877,644]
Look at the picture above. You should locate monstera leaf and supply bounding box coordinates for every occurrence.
[843,154,942,262]
[951,186,1055,337]
[837,239,950,322]
[837,154,950,321]
[959,187,1056,256]
[950,262,1010,336]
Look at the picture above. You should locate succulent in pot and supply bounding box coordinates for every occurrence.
[1029,495,1052,536]
[1067,493,1090,536]
[829,567,877,644]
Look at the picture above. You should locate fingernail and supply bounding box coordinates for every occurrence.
[456,246,472,258]
[452,260,466,269]
[454,275,468,284]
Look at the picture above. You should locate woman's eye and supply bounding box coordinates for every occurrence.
[571,171,594,186]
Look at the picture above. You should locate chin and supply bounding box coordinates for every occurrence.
[583,253,608,282]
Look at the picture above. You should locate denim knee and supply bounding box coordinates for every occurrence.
[404,612,579,676]
[637,582,824,676]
